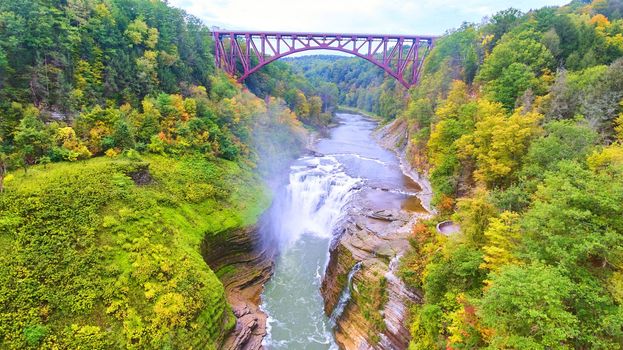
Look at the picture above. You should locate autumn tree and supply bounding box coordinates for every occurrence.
[457,100,543,188]
[53,126,92,161]
[480,211,521,272]
[0,148,8,192]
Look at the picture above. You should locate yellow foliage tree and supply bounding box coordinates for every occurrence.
[457,101,543,187]
[435,80,471,120]
[481,211,521,272]
[615,101,623,141]
[427,80,475,169]
[56,126,92,161]
[587,144,623,171]
[608,271,623,304]
[125,18,148,45]
[453,187,497,247]
[590,13,610,27]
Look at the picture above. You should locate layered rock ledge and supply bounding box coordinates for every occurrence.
[322,208,427,349]
[201,226,275,350]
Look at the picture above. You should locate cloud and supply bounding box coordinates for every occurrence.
[169,0,569,35]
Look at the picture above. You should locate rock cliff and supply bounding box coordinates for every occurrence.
[202,225,275,350]
[322,208,426,349]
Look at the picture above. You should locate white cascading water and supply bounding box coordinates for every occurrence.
[272,155,361,246]
[329,261,362,327]
[261,154,361,349]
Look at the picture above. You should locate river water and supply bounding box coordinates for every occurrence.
[260,113,422,349]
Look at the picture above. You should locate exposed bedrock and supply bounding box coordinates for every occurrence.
[201,225,275,350]
[322,208,426,350]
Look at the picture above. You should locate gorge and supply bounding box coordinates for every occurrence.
[228,113,430,349]
[2,0,623,349]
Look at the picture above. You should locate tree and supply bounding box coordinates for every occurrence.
[112,118,136,151]
[0,150,8,192]
[0,103,27,145]
[615,100,623,141]
[424,24,481,83]
[520,119,598,181]
[522,160,623,272]
[587,143,623,171]
[453,188,498,246]
[478,264,579,349]
[578,58,623,138]
[481,211,521,271]
[130,99,162,144]
[427,80,477,202]
[484,8,524,49]
[477,30,555,84]
[541,28,562,60]
[457,100,543,188]
[54,126,91,161]
[486,62,537,110]
[12,106,51,168]
[293,91,310,120]
[309,96,322,117]
[378,80,405,120]
[544,69,576,121]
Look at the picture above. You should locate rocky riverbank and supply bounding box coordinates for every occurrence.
[201,225,276,350]
[374,117,434,213]
[320,116,432,349]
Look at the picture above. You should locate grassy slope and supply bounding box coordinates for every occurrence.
[0,154,269,349]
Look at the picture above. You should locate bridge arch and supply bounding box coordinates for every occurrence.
[212,31,436,89]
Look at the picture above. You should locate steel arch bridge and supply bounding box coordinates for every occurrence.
[213,31,437,88]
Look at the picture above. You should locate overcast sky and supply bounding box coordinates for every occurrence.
[168,0,570,35]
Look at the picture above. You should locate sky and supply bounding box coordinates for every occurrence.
[168,0,570,36]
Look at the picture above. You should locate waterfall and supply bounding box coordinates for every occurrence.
[268,155,361,247]
[261,154,361,349]
[329,261,362,327]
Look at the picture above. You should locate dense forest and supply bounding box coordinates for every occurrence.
[0,0,334,180]
[373,0,623,348]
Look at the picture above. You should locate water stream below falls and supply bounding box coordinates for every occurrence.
[260,113,423,349]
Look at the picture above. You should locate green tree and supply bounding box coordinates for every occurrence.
[477,30,555,84]
[478,264,579,349]
[522,160,623,272]
[484,8,524,49]
[520,119,598,181]
[112,118,136,151]
[12,106,51,168]
[486,62,537,110]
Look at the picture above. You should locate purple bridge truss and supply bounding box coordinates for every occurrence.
[213,31,437,88]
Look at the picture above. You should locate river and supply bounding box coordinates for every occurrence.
[260,113,422,349]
